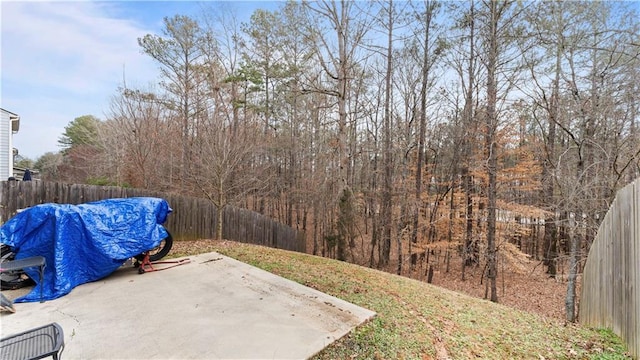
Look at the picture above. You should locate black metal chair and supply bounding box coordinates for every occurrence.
[0,323,64,360]
[0,256,46,303]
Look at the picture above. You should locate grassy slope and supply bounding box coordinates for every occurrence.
[173,241,630,360]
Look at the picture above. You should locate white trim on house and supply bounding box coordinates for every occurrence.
[0,108,20,180]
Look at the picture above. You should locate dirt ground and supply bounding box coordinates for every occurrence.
[358,244,573,322]
[425,257,572,321]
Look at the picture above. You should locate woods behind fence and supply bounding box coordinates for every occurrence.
[580,178,640,359]
[0,181,305,253]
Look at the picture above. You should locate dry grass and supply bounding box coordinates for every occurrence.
[171,240,630,360]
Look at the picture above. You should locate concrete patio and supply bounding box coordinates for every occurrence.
[0,252,375,359]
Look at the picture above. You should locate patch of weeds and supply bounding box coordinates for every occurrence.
[315,316,427,360]
[583,328,631,360]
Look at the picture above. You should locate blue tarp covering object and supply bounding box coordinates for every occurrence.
[0,197,172,302]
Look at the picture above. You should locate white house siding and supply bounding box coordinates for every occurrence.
[0,109,17,180]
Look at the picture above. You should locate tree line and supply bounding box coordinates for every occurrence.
[25,1,640,322]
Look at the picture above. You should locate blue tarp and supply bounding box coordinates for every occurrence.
[0,197,172,302]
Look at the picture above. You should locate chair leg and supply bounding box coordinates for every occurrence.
[39,264,44,303]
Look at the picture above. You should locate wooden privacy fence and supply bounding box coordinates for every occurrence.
[0,181,305,253]
[580,178,639,358]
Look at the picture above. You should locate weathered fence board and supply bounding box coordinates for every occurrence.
[0,181,305,253]
[580,178,639,358]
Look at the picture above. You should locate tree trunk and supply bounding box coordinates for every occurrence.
[542,16,563,277]
[216,205,224,241]
[461,0,477,280]
[484,0,500,303]
[380,0,395,268]
[565,220,581,322]
[544,218,558,277]
[411,0,434,268]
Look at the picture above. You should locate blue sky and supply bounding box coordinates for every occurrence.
[1,1,278,160]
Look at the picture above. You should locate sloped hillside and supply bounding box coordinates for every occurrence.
[172,240,630,360]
